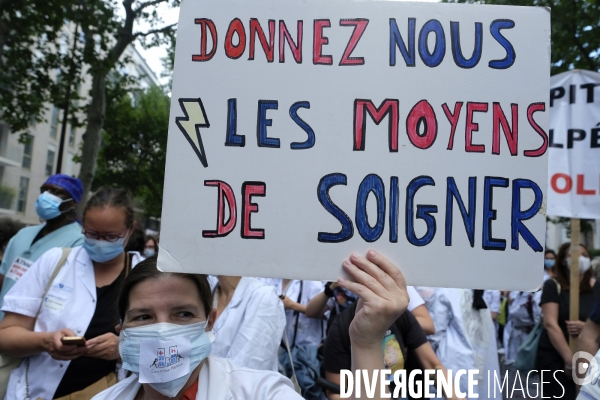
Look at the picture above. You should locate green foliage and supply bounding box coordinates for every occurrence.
[0,0,81,134]
[93,85,169,218]
[442,0,600,74]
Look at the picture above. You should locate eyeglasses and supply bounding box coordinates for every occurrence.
[82,229,129,242]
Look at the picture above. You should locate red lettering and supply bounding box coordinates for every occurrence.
[406,100,437,149]
[192,19,218,62]
[339,19,369,66]
[279,20,303,63]
[442,102,463,150]
[577,174,596,195]
[242,182,266,239]
[354,99,399,152]
[551,173,572,194]
[465,102,488,153]
[492,102,518,156]
[249,19,275,62]
[523,103,548,157]
[313,19,332,65]
[225,18,246,59]
[202,181,237,237]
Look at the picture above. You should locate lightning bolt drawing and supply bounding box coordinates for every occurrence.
[175,98,210,167]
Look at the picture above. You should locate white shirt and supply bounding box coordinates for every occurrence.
[1,246,142,400]
[211,277,286,371]
[421,288,502,400]
[407,286,425,311]
[483,290,501,314]
[92,356,302,400]
[503,290,542,364]
[279,280,326,347]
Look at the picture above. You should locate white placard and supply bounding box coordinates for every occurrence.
[5,256,32,282]
[139,338,191,384]
[159,0,550,290]
[547,70,600,219]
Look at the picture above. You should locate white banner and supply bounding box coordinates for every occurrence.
[158,0,550,290]
[547,70,600,219]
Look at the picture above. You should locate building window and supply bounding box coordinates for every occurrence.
[21,135,33,169]
[46,147,56,176]
[49,106,60,139]
[17,177,29,213]
[69,126,76,147]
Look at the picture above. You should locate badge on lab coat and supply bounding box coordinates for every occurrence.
[5,256,33,282]
[43,293,69,313]
[139,338,191,383]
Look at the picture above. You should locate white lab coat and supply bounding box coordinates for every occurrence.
[211,277,286,371]
[420,288,502,400]
[1,246,142,400]
[278,280,326,346]
[483,289,501,345]
[406,286,425,311]
[503,290,542,364]
[91,356,302,400]
[483,290,501,314]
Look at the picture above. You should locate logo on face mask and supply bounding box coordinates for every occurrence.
[150,346,185,370]
[120,321,213,397]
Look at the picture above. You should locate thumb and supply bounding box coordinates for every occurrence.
[60,328,77,337]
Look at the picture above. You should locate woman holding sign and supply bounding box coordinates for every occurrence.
[537,243,600,398]
[0,187,143,400]
[92,250,410,399]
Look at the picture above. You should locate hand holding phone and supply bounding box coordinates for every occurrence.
[60,336,86,346]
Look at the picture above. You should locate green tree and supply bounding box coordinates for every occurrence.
[93,84,169,218]
[443,0,600,74]
[75,0,177,207]
[0,0,79,135]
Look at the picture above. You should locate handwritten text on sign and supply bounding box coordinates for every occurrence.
[547,70,600,219]
[159,0,550,290]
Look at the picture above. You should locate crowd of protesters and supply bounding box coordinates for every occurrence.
[0,174,599,399]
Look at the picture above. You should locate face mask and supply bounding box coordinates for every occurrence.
[35,191,72,220]
[83,232,128,263]
[143,248,156,258]
[120,321,213,398]
[566,255,591,274]
[544,259,555,269]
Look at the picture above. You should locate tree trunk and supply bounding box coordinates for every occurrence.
[77,72,106,211]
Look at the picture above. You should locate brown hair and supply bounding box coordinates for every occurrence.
[118,256,213,320]
[83,186,135,228]
[145,235,159,250]
[553,242,592,292]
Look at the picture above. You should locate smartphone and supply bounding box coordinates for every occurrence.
[61,336,86,346]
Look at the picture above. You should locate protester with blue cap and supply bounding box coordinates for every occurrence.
[0,174,85,321]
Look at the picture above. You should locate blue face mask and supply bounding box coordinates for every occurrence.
[120,321,213,398]
[83,233,128,263]
[544,259,555,269]
[35,191,73,220]
[143,248,156,258]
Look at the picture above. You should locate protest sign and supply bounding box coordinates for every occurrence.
[547,70,600,219]
[158,0,550,290]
